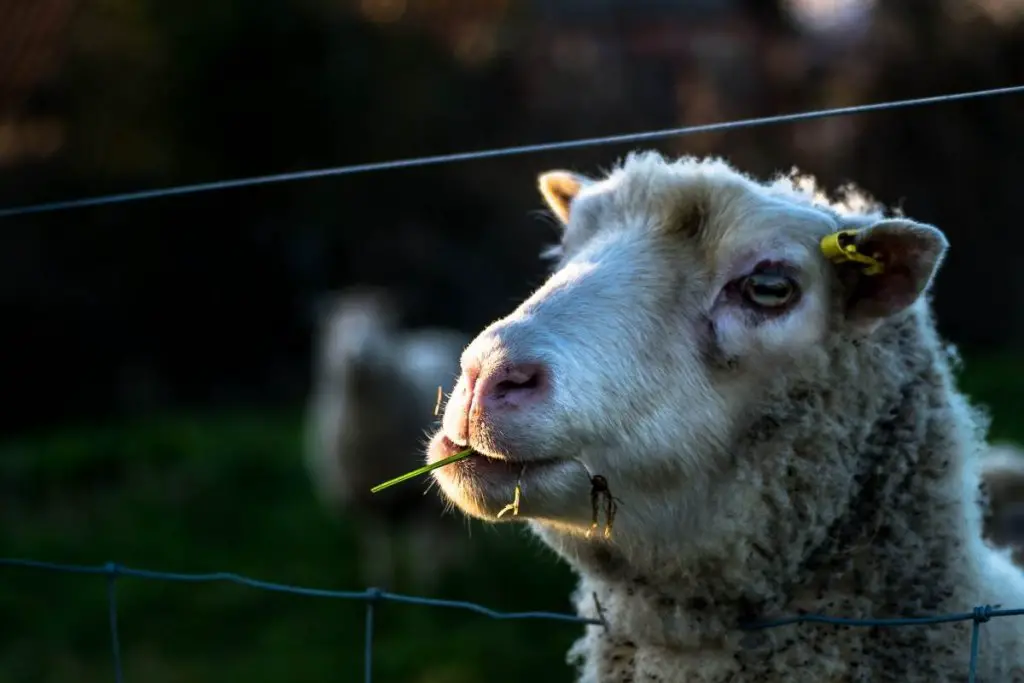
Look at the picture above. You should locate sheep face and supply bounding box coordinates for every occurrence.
[428,152,948,548]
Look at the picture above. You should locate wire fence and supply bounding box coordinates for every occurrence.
[6,81,1024,682]
[2,556,1023,683]
[1,83,1024,219]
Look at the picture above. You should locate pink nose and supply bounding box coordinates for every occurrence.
[474,363,546,410]
[445,360,548,443]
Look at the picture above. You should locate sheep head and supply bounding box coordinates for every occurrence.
[427,151,949,567]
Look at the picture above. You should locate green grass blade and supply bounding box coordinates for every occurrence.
[370,448,474,493]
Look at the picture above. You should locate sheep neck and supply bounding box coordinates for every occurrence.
[536,312,991,680]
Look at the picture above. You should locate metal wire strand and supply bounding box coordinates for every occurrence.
[1,84,1021,219]
[0,557,1018,681]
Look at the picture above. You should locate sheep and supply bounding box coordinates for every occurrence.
[424,151,1024,682]
[303,286,471,591]
[979,441,1024,567]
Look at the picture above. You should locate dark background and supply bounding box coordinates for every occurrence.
[3,1,1024,682]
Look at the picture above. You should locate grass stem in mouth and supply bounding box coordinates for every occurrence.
[370,447,474,493]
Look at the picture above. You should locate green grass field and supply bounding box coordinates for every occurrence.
[3,354,1024,683]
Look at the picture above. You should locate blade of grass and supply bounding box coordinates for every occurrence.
[370,448,474,493]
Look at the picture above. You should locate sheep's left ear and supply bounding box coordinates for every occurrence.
[538,170,591,225]
[828,219,949,328]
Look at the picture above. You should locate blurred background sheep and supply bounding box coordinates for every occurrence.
[980,441,1024,567]
[303,287,472,591]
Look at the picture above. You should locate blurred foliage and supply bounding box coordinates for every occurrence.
[3,355,1024,683]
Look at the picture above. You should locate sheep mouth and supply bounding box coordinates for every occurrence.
[429,435,568,494]
[428,432,593,522]
[435,435,562,470]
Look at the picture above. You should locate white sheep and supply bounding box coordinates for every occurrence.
[425,151,1024,681]
[304,286,471,591]
[979,441,1024,568]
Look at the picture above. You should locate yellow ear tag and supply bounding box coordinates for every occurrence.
[820,230,884,276]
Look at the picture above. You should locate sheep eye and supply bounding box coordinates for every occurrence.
[741,273,797,308]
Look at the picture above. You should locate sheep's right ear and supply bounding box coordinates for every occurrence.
[538,171,591,225]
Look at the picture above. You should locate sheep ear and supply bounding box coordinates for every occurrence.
[538,170,591,225]
[827,219,949,329]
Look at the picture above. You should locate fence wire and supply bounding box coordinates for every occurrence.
[5,77,1024,683]
[0,83,1023,219]
[2,556,1022,682]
